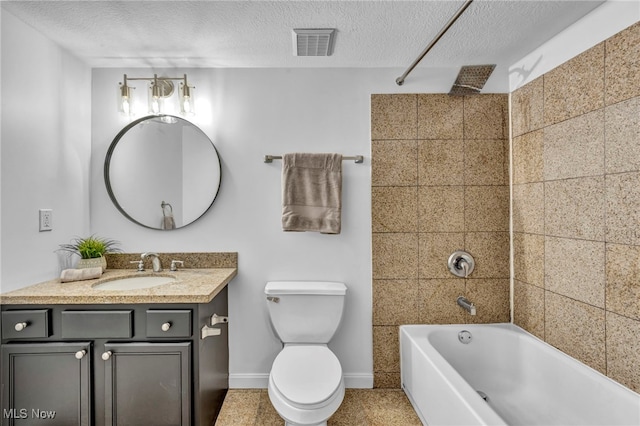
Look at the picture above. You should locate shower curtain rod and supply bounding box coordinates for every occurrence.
[396,0,474,86]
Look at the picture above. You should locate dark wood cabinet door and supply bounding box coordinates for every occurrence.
[103,342,191,426]
[1,342,91,426]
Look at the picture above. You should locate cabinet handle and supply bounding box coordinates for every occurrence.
[161,322,172,332]
[14,322,28,332]
[211,314,229,325]
[201,324,222,339]
[75,350,87,360]
[101,351,112,361]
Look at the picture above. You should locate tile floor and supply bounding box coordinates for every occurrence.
[215,389,422,426]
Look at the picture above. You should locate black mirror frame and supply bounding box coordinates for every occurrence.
[104,114,222,230]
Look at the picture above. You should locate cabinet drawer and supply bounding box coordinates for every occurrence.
[146,310,192,337]
[1,309,50,339]
[62,310,133,338]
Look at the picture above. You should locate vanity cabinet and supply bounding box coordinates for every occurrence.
[1,341,91,425]
[0,287,228,426]
[103,342,191,425]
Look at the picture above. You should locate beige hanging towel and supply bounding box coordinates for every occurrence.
[282,153,342,234]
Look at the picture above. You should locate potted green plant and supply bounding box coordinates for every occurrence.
[58,235,122,272]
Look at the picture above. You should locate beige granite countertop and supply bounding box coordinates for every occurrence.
[0,268,237,305]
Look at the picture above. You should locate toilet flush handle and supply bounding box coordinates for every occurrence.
[266,296,280,303]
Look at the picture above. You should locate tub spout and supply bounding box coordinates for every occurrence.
[457,296,476,316]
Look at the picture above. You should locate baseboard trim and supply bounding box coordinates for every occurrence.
[229,373,374,389]
[229,374,269,389]
[344,373,374,388]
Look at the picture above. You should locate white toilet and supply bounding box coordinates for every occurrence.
[265,281,347,426]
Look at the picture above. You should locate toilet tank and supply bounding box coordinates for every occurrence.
[265,281,347,344]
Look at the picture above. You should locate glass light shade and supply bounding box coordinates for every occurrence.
[180,83,195,116]
[118,83,134,116]
[148,83,164,114]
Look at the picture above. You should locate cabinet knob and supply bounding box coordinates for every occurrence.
[101,351,112,361]
[161,322,171,332]
[14,322,28,332]
[75,350,87,360]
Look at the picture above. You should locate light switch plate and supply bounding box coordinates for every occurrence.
[39,209,53,232]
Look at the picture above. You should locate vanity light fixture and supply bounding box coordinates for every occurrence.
[118,77,134,116]
[118,73,195,117]
[179,75,195,116]
[148,74,172,114]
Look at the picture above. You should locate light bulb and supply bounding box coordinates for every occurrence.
[151,97,161,114]
[182,97,192,114]
[122,98,131,115]
[149,82,164,114]
[118,82,135,116]
[180,82,195,116]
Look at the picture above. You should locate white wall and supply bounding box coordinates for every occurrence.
[91,67,461,388]
[510,0,640,91]
[0,10,91,292]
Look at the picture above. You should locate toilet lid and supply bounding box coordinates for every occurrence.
[271,346,342,407]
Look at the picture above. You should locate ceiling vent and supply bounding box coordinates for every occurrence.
[293,29,336,56]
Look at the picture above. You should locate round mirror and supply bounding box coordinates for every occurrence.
[105,115,221,230]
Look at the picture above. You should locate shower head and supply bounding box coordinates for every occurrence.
[449,64,496,96]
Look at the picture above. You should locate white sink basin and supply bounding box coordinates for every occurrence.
[93,275,176,291]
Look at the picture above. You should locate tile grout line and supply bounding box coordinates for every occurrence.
[602,40,608,376]
[415,96,421,327]
[508,91,515,324]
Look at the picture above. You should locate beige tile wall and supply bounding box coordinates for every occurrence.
[371,93,510,388]
[512,22,640,392]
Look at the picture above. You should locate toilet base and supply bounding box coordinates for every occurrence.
[268,375,344,426]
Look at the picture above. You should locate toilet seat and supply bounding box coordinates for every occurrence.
[270,345,342,409]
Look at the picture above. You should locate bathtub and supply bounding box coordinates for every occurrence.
[400,323,640,426]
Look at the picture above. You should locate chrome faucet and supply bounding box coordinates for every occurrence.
[457,296,476,316]
[141,252,162,272]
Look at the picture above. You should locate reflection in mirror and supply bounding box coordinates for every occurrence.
[105,115,221,230]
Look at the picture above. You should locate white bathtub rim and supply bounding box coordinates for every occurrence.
[400,324,509,425]
[404,334,505,425]
[400,323,640,426]
[401,322,640,398]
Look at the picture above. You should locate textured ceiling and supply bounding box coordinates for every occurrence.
[3,1,605,82]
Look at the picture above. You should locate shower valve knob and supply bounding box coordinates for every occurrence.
[448,250,475,278]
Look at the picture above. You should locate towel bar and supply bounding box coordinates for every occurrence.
[264,155,364,164]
